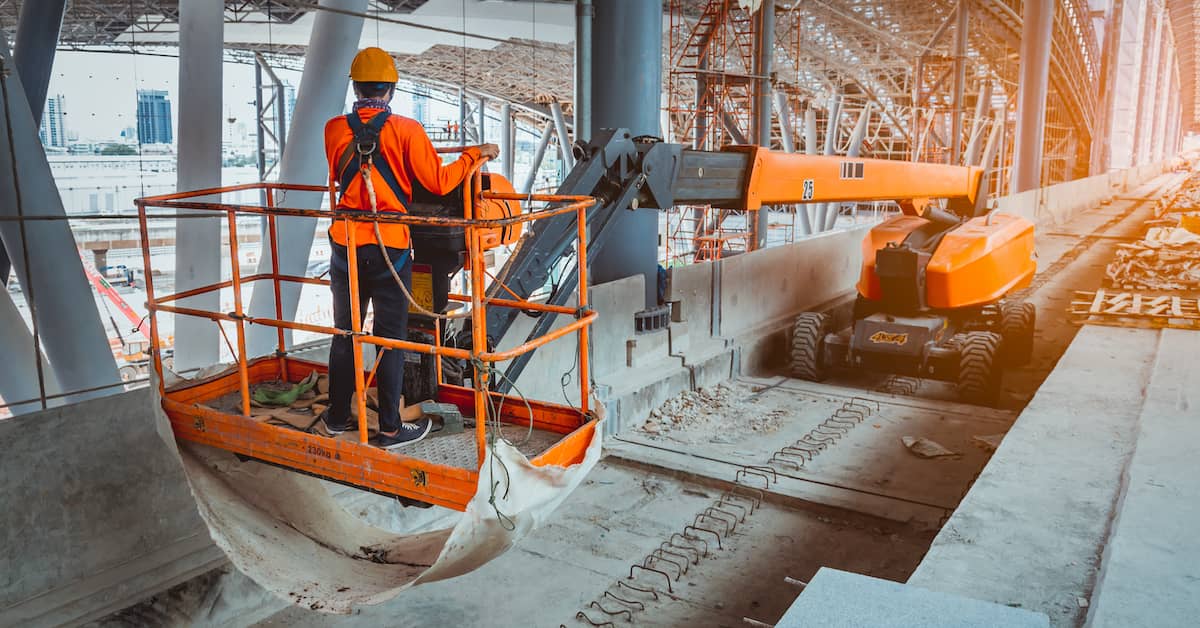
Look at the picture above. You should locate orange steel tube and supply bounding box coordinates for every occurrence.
[154,304,347,338]
[576,205,590,414]
[155,273,328,304]
[474,313,596,362]
[345,218,370,444]
[468,226,488,469]
[146,195,593,228]
[226,210,252,417]
[434,318,444,386]
[266,189,287,375]
[135,202,167,397]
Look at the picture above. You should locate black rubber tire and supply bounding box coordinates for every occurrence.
[790,312,831,381]
[999,300,1036,366]
[956,331,1001,405]
[119,365,139,382]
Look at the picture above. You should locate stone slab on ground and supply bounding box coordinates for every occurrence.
[1086,328,1200,628]
[778,567,1049,627]
[908,325,1159,626]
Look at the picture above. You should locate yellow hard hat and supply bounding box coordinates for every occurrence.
[349,47,398,83]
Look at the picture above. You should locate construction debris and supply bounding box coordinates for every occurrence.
[972,434,1005,453]
[638,383,782,444]
[901,436,959,459]
[1106,227,1200,290]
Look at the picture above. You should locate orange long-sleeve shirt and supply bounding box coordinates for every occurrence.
[325,107,482,248]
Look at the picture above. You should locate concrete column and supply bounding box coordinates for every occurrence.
[0,41,120,398]
[245,0,367,357]
[0,292,61,414]
[458,88,468,144]
[574,0,593,142]
[827,104,872,231]
[815,95,842,231]
[950,0,969,163]
[1152,47,1173,163]
[800,106,818,233]
[499,103,514,181]
[477,96,486,144]
[2,0,69,298]
[1009,0,1054,193]
[695,58,709,149]
[549,100,574,170]
[1090,0,1125,174]
[772,92,795,153]
[522,121,554,194]
[1132,5,1163,165]
[964,81,993,166]
[753,0,775,249]
[589,0,662,308]
[14,0,67,127]
[173,0,224,371]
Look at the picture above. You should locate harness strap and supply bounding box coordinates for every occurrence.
[336,111,411,208]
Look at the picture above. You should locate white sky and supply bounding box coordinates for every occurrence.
[46,50,306,142]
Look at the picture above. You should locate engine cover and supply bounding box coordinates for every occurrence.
[851,313,945,359]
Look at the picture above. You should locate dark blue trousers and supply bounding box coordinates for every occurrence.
[328,241,412,433]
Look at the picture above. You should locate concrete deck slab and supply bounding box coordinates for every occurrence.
[779,567,1049,628]
[618,377,1014,525]
[1085,329,1200,628]
[908,325,1157,626]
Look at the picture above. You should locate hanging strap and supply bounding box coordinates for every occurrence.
[335,111,411,208]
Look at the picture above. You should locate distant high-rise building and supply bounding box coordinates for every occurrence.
[38,94,67,148]
[136,89,173,145]
[284,83,297,132]
[412,83,429,125]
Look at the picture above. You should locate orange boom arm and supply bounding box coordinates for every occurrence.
[724,146,985,210]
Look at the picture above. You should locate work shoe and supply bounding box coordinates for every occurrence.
[370,418,433,450]
[315,409,354,436]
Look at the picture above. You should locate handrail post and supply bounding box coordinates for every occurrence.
[346,218,370,443]
[136,200,166,397]
[576,205,590,415]
[226,209,252,417]
[266,187,287,378]
[468,228,490,469]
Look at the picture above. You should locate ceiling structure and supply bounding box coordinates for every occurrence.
[0,0,1191,181]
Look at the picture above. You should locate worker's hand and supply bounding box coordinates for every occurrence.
[477,143,500,160]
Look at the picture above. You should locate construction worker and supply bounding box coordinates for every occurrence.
[320,47,498,449]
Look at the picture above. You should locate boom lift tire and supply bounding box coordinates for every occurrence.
[999,300,1036,366]
[790,312,831,381]
[956,331,1001,404]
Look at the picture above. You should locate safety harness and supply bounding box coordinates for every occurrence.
[335,110,411,209]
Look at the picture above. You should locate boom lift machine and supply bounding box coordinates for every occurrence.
[484,131,1035,406]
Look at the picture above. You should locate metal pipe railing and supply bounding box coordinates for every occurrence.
[135,158,596,468]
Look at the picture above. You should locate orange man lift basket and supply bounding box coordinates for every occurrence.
[134,162,598,512]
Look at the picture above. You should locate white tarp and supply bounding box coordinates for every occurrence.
[153,383,601,613]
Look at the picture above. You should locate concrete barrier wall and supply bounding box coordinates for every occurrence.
[0,389,224,627]
[507,225,870,434]
[995,160,1170,226]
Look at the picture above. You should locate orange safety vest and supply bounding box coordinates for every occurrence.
[324,107,482,249]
